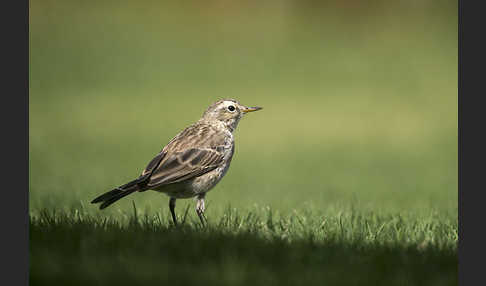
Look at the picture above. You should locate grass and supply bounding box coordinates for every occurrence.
[30,1,457,285]
[30,206,457,286]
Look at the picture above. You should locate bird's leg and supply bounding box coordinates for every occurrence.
[195,194,206,226]
[169,197,177,226]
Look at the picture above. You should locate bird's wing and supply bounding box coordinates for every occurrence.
[146,147,225,188]
[140,123,229,188]
[140,151,167,178]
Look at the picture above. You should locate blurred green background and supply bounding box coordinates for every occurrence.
[29,0,457,217]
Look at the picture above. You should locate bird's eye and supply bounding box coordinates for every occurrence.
[228,105,235,112]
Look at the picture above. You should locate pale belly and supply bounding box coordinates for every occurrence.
[151,163,231,199]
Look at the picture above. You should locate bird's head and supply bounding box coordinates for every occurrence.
[200,99,262,132]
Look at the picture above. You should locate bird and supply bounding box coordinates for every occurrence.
[91,99,262,225]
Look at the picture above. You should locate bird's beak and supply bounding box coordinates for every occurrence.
[242,106,263,113]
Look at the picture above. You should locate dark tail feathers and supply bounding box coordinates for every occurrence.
[91,177,146,209]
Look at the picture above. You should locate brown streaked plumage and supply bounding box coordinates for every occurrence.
[91,99,262,225]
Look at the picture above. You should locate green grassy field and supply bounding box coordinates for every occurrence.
[30,1,457,285]
[31,207,456,286]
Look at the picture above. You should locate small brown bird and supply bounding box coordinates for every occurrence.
[91,99,262,225]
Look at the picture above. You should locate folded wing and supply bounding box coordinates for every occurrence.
[146,147,225,188]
